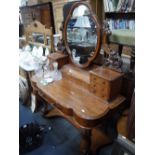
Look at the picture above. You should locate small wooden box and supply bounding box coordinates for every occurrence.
[90,67,123,101]
[48,52,69,69]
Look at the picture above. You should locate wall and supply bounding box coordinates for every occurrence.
[51,0,68,35]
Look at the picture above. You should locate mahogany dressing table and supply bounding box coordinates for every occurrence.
[31,1,125,154]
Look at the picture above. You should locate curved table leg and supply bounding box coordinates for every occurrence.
[80,128,112,155]
[32,99,112,155]
[80,129,92,155]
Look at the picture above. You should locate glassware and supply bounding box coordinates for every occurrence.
[37,58,54,85]
[53,34,61,51]
[39,56,48,85]
[51,62,62,81]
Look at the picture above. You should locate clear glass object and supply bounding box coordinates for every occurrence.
[51,62,62,81]
[36,59,62,85]
[39,57,48,85]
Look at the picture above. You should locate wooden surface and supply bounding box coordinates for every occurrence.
[62,64,91,84]
[47,52,69,69]
[31,64,126,154]
[90,67,123,101]
[90,67,123,81]
[36,77,125,128]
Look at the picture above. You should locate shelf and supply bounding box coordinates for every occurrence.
[20,2,51,9]
[105,12,135,19]
[105,12,135,14]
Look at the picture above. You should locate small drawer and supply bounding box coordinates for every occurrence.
[90,75,106,85]
[90,75,97,82]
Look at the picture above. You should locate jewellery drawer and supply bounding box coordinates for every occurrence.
[90,67,123,101]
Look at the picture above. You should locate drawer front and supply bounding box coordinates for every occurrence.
[90,74,106,85]
[90,87,108,99]
[90,74,109,99]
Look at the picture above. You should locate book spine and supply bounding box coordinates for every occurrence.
[109,0,114,12]
[104,0,107,12]
[106,0,110,12]
[106,19,135,30]
[122,0,129,12]
[117,0,124,12]
[128,0,135,12]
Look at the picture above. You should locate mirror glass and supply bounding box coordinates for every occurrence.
[28,33,51,46]
[31,32,44,44]
[66,4,98,65]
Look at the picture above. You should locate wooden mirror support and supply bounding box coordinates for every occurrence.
[63,1,101,68]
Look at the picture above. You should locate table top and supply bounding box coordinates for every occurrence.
[31,74,125,127]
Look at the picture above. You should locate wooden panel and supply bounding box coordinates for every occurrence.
[47,52,69,69]
[90,67,123,101]
[40,7,51,28]
[90,74,108,99]
[89,0,103,24]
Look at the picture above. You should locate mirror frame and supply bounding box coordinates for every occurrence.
[63,1,101,68]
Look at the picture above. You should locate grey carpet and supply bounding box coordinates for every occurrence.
[19,102,81,155]
[19,101,113,155]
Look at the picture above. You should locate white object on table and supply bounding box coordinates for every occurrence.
[32,46,38,57]
[37,46,44,58]
[45,47,50,56]
[24,44,31,52]
[19,51,38,71]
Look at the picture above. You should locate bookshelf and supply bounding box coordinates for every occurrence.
[103,0,135,105]
[88,0,135,61]
[102,0,135,62]
[104,0,135,13]
[103,0,135,31]
[90,1,135,70]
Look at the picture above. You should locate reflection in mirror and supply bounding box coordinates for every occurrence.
[72,5,90,17]
[66,4,98,65]
[31,32,44,44]
[28,33,51,46]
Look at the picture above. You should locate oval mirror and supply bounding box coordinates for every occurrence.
[64,1,101,68]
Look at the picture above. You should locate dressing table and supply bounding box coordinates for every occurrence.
[31,1,126,154]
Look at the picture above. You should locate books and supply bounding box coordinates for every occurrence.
[127,0,135,12]
[107,19,135,30]
[103,0,135,12]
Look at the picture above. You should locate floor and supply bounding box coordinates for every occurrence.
[19,100,115,155]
